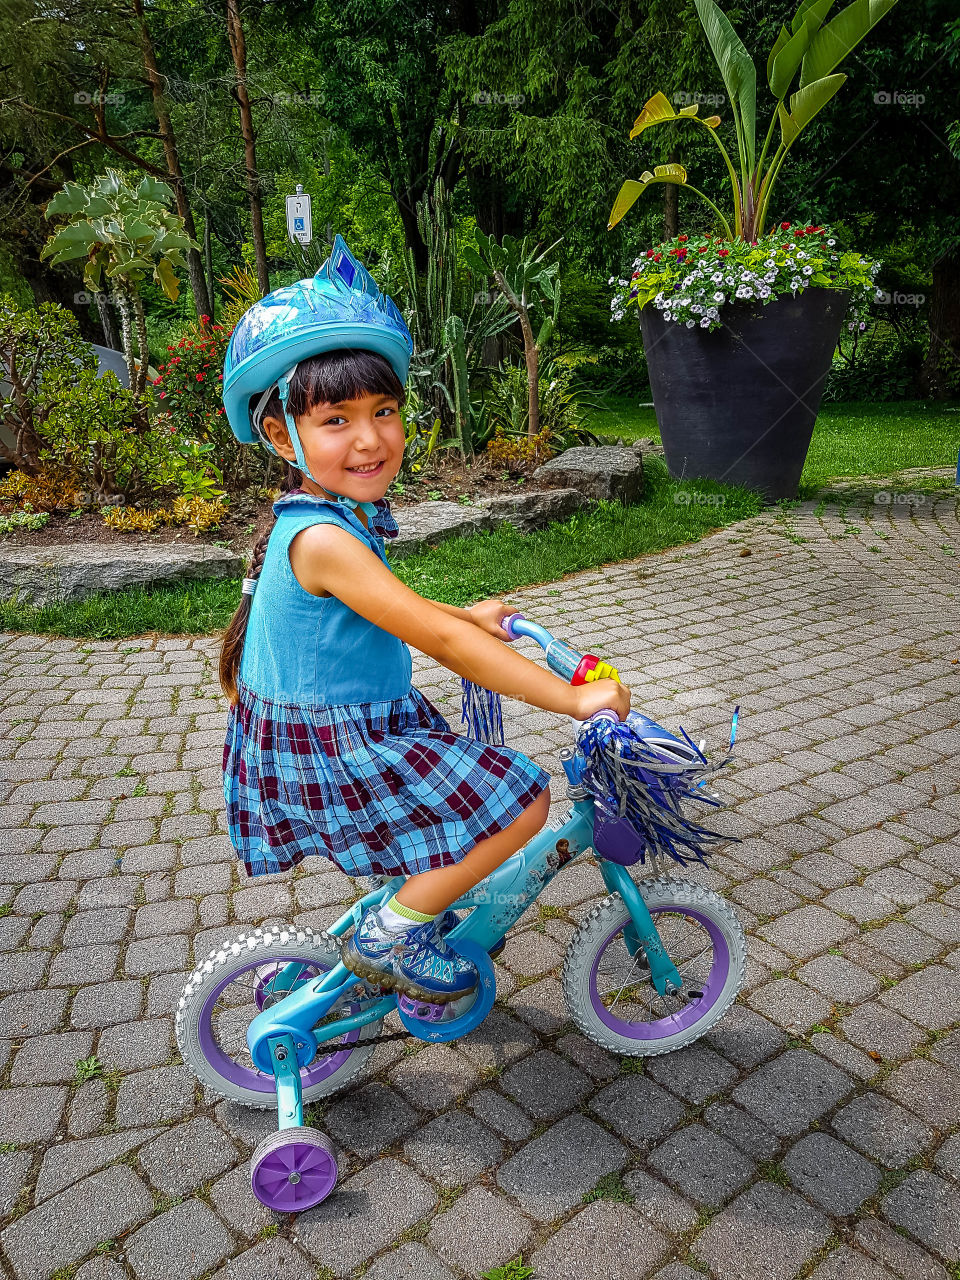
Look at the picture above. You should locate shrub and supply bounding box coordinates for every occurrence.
[0,510,49,534]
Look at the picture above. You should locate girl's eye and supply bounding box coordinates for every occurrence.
[376,405,396,417]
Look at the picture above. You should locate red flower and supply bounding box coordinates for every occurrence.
[167,346,174,352]
[718,248,729,258]
[646,249,656,259]
[201,314,210,323]
[196,374,204,382]
[653,253,662,262]
[676,247,688,259]
[159,391,166,399]
[781,222,791,230]
[698,246,708,253]
[678,235,688,243]
[218,373,223,380]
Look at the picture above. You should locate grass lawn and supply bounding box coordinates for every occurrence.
[0,459,764,639]
[1,398,956,640]
[586,395,960,496]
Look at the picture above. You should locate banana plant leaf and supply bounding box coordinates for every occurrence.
[800,0,899,87]
[694,0,757,169]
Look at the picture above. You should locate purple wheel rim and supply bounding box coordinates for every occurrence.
[197,952,360,1093]
[251,1136,337,1211]
[589,904,730,1041]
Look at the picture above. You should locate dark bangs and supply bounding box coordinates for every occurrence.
[251,348,405,425]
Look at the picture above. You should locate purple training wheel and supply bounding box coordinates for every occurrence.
[588,904,731,1042]
[251,1127,337,1211]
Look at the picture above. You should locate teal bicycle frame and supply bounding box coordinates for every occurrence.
[245,761,683,1128]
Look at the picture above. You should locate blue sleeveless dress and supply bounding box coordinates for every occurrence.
[223,493,550,878]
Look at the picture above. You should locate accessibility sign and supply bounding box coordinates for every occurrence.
[285,185,313,245]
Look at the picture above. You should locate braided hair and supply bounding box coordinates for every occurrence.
[218,348,406,706]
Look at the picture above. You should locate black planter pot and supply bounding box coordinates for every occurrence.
[640,287,850,500]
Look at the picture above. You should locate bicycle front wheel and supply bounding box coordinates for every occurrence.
[563,878,745,1057]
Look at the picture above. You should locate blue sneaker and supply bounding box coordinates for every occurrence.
[341,905,478,1003]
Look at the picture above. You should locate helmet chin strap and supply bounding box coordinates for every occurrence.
[275,365,377,517]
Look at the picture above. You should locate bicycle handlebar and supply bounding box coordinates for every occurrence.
[504,613,620,687]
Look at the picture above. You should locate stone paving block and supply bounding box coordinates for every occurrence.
[146,970,192,1016]
[879,964,960,1030]
[322,1082,419,1160]
[507,974,569,1034]
[841,1001,926,1059]
[797,953,881,1002]
[134,899,197,938]
[428,1185,531,1274]
[759,905,859,957]
[906,902,960,943]
[71,978,144,1028]
[589,1073,687,1151]
[645,1042,740,1104]
[468,1088,533,1142]
[124,934,192,976]
[866,920,945,965]
[13,880,78,913]
[0,916,31,951]
[748,977,833,1032]
[497,1113,628,1219]
[0,1163,154,1280]
[500,1047,592,1119]
[457,1006,540,1071]
[0,1150,32,1216]
[126,1197,235,1280]
[68,1077,110,1137]
[782,1130,881,1216]
[556,1030,619,1082]
[0,987,68,1036]
[114,1064,197,1127]
[856,1217,951,1279]
[810,1245,898,1279]
[703,1101,783,1160]
[883,1058,960,1130]
[934,1133,960,1180]
[704,1002,789,1068]
[208,1163,275,1237]
[732,1049,854,1136]
[0,1084,68,1144]
[883,1169,960,1263]
[810,1031,881,1081]
[529,1201,671,1280]
[692,1179,832,1280]
[623,1168,700,1235]
[648,1122,756,1207]
[98,1017,173,1072]
[0,949,48,993]
[832,1091,936,1169]
[62,907,131,948]
[295,1157,437,1277]
[36,1127,161,1200]
[49,944,120,986]
[364,1243,457,1280]
[211,1238,316,1280]
[387,1042,480,1113]
[137,1115,239,1196]
[9,1029,94,1085]
[404,1109,503,1187]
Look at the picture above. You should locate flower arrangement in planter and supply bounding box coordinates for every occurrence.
[611,224,880,333]
[607,0,898,500]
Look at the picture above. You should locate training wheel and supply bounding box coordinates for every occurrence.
[250,1127,337,1211]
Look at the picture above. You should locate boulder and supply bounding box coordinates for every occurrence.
[534,445,644,502]
[480,487,588,532]
[632,436,665,457]
[391,500,495,555]
[0,542,243,607]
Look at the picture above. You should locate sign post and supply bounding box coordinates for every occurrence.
[285,184,313,246]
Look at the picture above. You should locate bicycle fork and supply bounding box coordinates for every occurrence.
[598,859,683,996]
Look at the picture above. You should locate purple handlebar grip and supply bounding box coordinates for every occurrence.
[503,612,526,639]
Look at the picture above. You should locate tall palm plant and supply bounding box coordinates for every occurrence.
[41,170,197,393]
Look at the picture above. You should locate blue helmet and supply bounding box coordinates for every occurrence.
[221,235,413,484]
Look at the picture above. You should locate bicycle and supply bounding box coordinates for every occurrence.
[176,614,745,1212]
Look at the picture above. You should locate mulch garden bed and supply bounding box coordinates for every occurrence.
[0,455,534,554]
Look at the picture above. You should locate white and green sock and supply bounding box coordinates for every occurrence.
[378,894,435,933]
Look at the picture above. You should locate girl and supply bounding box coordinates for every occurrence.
[219,235,629,1005]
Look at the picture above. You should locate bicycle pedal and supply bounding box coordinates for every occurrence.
[397,994,446,1022]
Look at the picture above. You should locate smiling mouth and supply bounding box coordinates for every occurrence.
[347,460,385,475]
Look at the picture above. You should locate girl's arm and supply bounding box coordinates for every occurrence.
[290,525,629,720]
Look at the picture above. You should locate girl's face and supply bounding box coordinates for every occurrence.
[262,391,405,502]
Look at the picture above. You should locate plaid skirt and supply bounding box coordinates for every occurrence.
[223,680,551,878]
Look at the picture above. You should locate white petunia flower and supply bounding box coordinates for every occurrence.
[686,319,696,328]
[700,317,711,327]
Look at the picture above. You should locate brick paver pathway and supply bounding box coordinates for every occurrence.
[0,485,958,1280]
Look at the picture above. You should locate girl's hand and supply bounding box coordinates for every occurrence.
[572,678,631,723]
[468,599,519,640]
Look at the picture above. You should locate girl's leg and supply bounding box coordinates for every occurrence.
[393,787,551,917]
